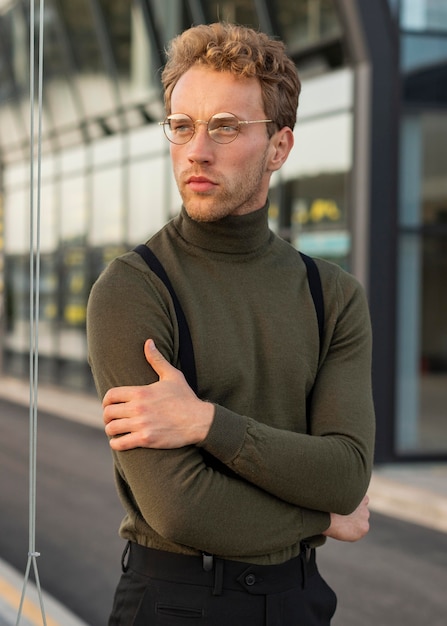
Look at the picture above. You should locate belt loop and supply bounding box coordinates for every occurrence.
[121,540,131,573]
[202,552,214,572]
[300,541,311,589]
[212,558,224,596]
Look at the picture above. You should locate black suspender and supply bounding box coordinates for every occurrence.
[133,244,198,393]
[133,245,325,426]
[299,252,325,358]
[298,252,325,432]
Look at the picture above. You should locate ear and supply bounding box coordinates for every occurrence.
[267,127,294,172]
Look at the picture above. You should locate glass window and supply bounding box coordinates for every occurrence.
[401,0,447,31]
[126,2,157,107]
[0,5,30,155]
[40,181,58,253]
[2,5,28,97]
[38,0,85,132]
[401,32,447,73]
[4,254,30,376]
[127,156,170,244]
[54,0,117,117]
[97,0,131,76]
[276,0,341,52]
[37,253,58,361]
[290,172,350,269]
[200,0,341,54]
[0,103,25,159]
[60,174,87,243]
[4,187,29,254]
[269,68,353,270]
[0,14,18,107]
[90,165,123,246]
[202,0,258,26]
[57,245,89,385]
[396,113,447,455]
[59,245,88,328]
[96,0,159,110]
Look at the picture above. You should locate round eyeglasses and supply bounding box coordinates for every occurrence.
[159,112,273,145]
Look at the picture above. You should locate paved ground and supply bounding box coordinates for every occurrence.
[0,558,88,626]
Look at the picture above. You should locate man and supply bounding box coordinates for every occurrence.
[87,22,375,625]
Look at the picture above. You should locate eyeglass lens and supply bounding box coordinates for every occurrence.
[164,113,241,144]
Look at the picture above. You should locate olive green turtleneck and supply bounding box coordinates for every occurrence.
[87,204,375,564]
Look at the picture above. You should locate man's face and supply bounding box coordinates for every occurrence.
[168,66,278,222]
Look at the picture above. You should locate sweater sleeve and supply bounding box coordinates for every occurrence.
[201,268,376,515]
[87,255,330,559]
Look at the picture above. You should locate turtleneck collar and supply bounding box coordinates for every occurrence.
[173,202,272,255]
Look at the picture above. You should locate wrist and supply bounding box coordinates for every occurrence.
[195,400,215,444]
[322,512,334,537]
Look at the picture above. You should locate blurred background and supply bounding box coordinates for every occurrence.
[0,1,446,461]
[0,2,446,625]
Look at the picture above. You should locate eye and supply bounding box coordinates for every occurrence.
[209,115,239,136]
[168,117,194,135]
[209,116,239,132]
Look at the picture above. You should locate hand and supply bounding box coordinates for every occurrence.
[323,495,370,542]
[102,339,214,451]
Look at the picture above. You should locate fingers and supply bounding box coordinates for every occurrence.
[144,338,175,379]
[109,432,142,451]
[323,491,372,543]
[104,415,132,437]
[103,385,138,410]
[102,386,144,425]
[102,339,164,412]
[355,495,371,539]
[101,339,196,450]
[104,414,152,448]
[103,382,155,426]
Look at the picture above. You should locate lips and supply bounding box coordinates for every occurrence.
[186,175,217,193]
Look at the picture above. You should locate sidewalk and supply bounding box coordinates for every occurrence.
[1,375,447,625]
[0,559,88,626]
[0,379,101,626]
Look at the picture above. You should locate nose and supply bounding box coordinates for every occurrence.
[186,121,214,163]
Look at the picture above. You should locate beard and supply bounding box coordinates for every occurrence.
[176,150,269,223]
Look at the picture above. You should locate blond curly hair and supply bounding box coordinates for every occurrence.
[161,22,301,134]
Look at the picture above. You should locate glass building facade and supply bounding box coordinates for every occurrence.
[395,0,447,455]
[0,0,446,462]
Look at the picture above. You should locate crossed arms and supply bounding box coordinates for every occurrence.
[87,254,375,558]
[103,338,370,544]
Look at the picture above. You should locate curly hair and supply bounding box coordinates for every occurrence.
[161,23,301,133]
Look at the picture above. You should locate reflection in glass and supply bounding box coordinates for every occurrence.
[0,4,30,153]
[39,182,58,253]
[276,0,341,51]
[4,255,30,377]
[90,166,123,246]
[38,0,85,133]
[401,0,447,31]
[290,172,350,269]
[421,114,447,225]
[57,245,89,386]
[60,175,87,243]
[127,157,168,244]
[396,112,447,454]
[201,0,258,26]
[4,188,28,254]
[54,0,116,118]
[401,32,447,74]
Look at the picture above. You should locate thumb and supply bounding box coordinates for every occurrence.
[144,339,173,379]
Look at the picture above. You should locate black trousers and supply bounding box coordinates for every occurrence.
[108,542,337,625]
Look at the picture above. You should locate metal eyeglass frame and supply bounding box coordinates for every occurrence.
[159,112,274,144]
